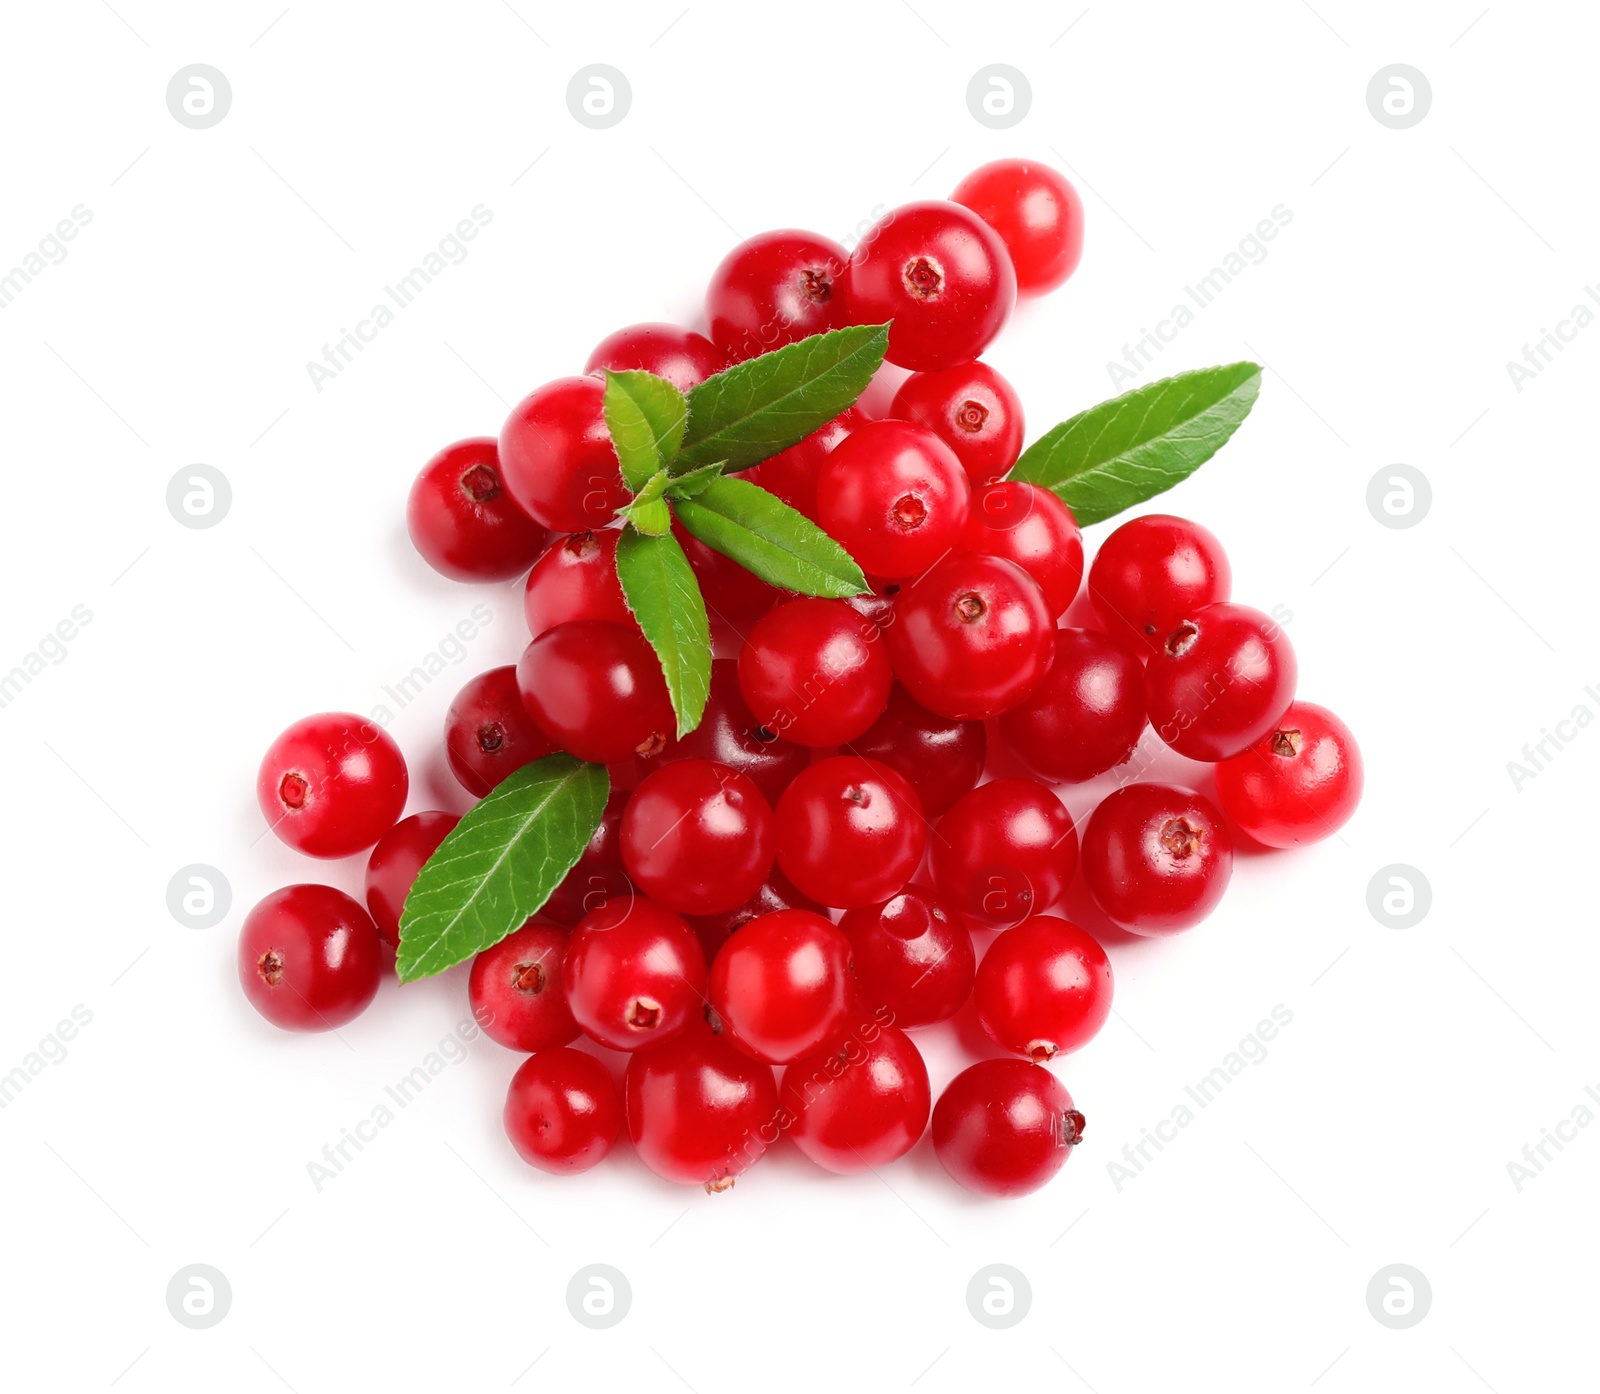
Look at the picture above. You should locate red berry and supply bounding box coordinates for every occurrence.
[932,777,1078,929]
[499,377,628,533]
[845,200,1017,370]
[849,684,986,818]
[950,159,1085,294]
[673,521,781,624]
[779,1023,931,1173]
[406,437,547,582]
[707,909,854,1064]
[837,883,975,1027]
[705,230,850,361]
[445,665,560,797]
[238,885,382,1031]
[932,1059,1084,1197]
[542,788,633,927]
[744,409,861,522]
[774,757,927,909]
[1081,783,1233,933]
[663,659,808,807]
[1088,514,1231,652]
[737,597,892,747]
[563,896,707,1051]
[889,361,1025,485]
[517,620,675,764]
[1214,701,1363,848]
[686,868,826,963]
[885,554,1053,720]
[973,917,1113,1061]
[1144,603,1297,761]
[958,481,1083,617]
[469,920,579,1053]
[585,322,727,393]
[257,713,408,859]
[363,811,459,947]
[523,529,635,638]
[503,1047,620,1174]
[998,628,1147,783]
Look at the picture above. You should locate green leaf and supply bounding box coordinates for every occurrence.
[396,756,609,982]
[1008,362,1263,527]
[615,527,712,737]
[674,476,868,598]
[663,460,728,500]
[620,498,672,536]
[604,370,689,489]
[675,324,889,472]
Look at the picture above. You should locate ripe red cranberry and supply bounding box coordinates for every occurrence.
[256,713,408,859]
[837,883,975,1027]
[503,1047,620,1174]
[1081,783,1233,933]
[816,420,972,579]
[542,788,633,926]
[687,868,825,962]
[238,885,382,1031]
[932,1059,1084,1197]
[523,529,635,638]
[744,409,861,522]
[845,200,1017,370]
[849,684,985,818]
[705,230,850,361]
[973,917,1113,1061]
[363,811,459,947]
[885,553,1053,720]
[774,757,927,909]
[932,777,1079,929]
[673,521,781,624]
[469,920,579,1053]
[958,482,1083,617]
[1088,514,1231,652]
[779,1023,931,1173]
[445,665,560,797]
[406,437,547,582]
[998,628,1147,783]
[950,159,1085,293]
[737,597,892,747]
[1144,603,1297,761]
[584,322,727,392]
[499,377,629,534]
[562,896,707,1051]
[1214,701,1363,848]
[663,659,808,807]
[625,1022,780,1191]
[889,361,1025,485]
[517,620,675,764]
[707,909,854,1064]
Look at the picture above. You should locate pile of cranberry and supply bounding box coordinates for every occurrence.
[239,161,1362,1198]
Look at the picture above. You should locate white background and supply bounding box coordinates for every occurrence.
[1,1,1594,1389]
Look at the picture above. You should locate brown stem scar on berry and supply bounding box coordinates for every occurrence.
[476,723,505,754]
[703,1002,726,1034]
[511,962,545,995]
[1062,1109,1086,1146]
[955,399,989,432]
[1027,1040,1057,1063]
[1159,817,1204,859]
[566,531,597,557]
[843,784,871,806]
[459,463,502,503]
[705,1175,736,1194]
[278,773,309,810]
[955,593,987,623]
[258,950,285,986]
[1165,621,1199,657]
[636,731,668,759]
[626,998,663,1030]
[892,493,928,529]
[801,268,832,303]
[1271,728,1303,757]
[902,255,944,299]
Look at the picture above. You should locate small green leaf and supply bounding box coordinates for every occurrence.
[674,477,869,598]
[615,528,712,736]
[675,324,889,472]
[663,460,728,500]
[631,468,671,507]
[621,498,672,536]
[604,370,689,489]
[397,757,609,982]
[1008,362,1263,527]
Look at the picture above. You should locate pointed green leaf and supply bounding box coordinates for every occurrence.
[663,460,728,500]
[620,498,672,536]
[615,528,712,737]
[604,369,689,489]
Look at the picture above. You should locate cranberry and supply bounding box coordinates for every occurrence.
[1214,701,1363,848]
[998,628,1147,783]
[686,868,825,962]
[744,409,861,522]
[523,529,635,639]
[774,757,927,909]
[503,1047,620,1174]
[737,597,892,747]
[885,554,1053,720]
[932,1059,1084,1197]
[779,1023,931,1173]
[707,909,854,1064]
[562,896,707,1051]
[974,917,1113,1061]
[256,713,408,859]
[958,481,1083,617]
[838,883,975,1027]
[1144,603,1298,761]
[950,159,1085,293]
[499,376,629,534]
[406,437,547,582]
[663,659,808,807]
[889,361,1025,485]
[584,321,727,392]
[542,789,633,927]
[1088,514,1231,652]
[1081,783,1233,933]
[468,920,579,1053]
[705,230,850,361]
[238,885,382,1031]
[445,666,560,797]
[517,620,675,764]
[363,811,459,947]
[625,1022,780,1191]
[848,684,985,818]
[673,521,781,624]
[816,420,972,579]
[932,777,1078,929]
[845,200,1017,370]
